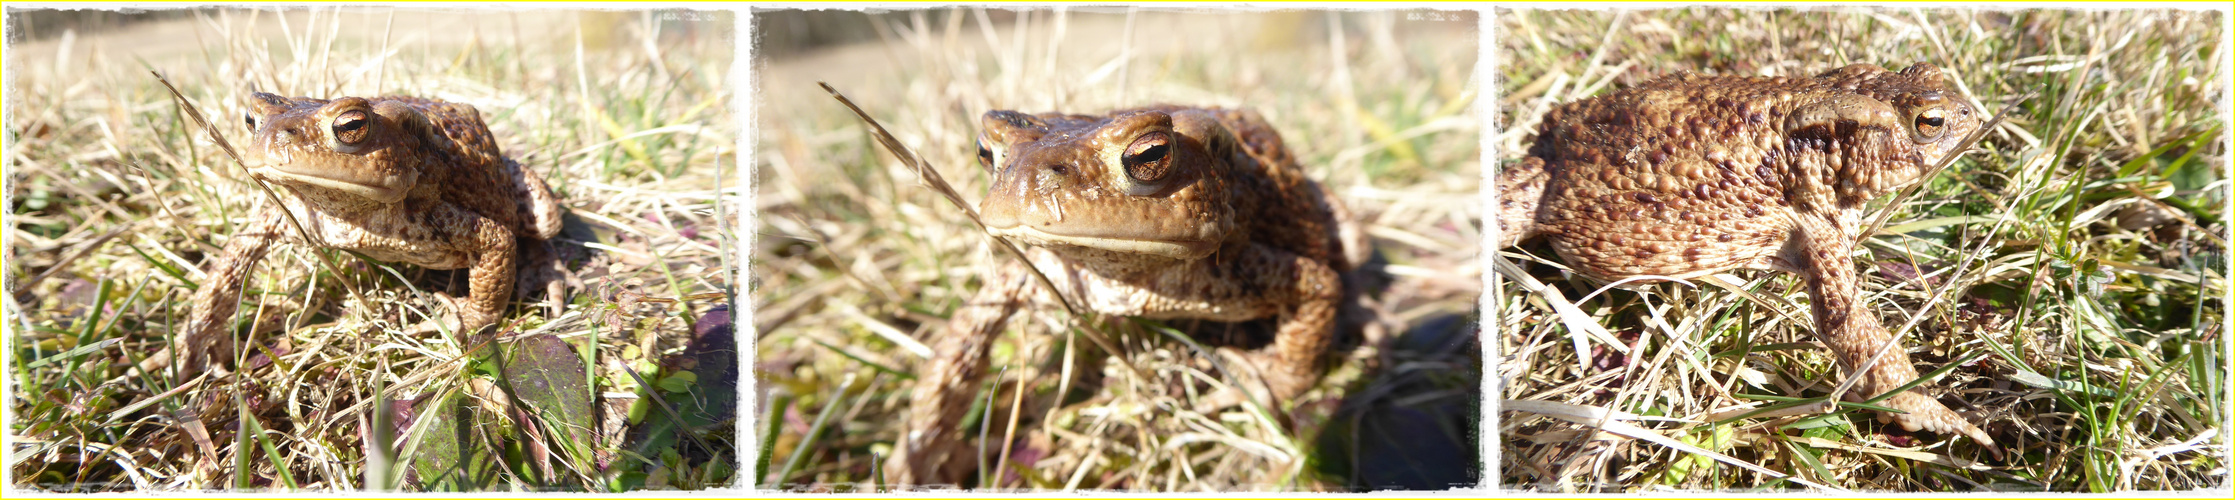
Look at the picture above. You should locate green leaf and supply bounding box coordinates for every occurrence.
[657,371,698,393]
[405,391,498,490]
[502,334,597,455]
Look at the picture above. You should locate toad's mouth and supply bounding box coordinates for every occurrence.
[984,223,1219,261]
[245,162,415,204]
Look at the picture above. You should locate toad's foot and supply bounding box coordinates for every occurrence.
[1868,388,2001,459]
[1237,346,1316,404]
[403,293,503,338]
[1195,347,1297,412]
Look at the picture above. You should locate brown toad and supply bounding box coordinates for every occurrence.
[179,92,563,372]
[1498,63,1998,454]
[889,106,1369,485]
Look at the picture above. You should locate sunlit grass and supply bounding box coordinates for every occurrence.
[1495,7,2225,492]
[753,8,1482,491]
[6,7,735,491]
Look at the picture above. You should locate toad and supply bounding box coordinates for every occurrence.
[179,92,564,372]
[888,106,1369,484]
[1498,63,1999,455]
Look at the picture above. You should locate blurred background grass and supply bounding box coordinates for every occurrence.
[5,7,735,491]
[752,7,1482,491]
[1496,7,2226,492]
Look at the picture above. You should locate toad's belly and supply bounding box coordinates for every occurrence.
[1538,195,1796,280]
[288,204,482,270]
[352,246,475,270]
[1023,247,1272,322]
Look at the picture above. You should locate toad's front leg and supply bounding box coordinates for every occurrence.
[449,211,517,333]
[889,261,1032,486]
[178,208,288,374]
[326,202,521,337]
[1789,213,1999,457]
[1231,244,1343,401]
[375,202,519,334]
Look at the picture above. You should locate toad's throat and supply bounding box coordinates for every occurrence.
[984,223,1219,261]
[246,163,415,204]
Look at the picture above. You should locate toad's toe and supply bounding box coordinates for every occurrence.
[1879,391,2002,459]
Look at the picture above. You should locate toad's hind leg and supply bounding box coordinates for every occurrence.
[505,158,564,240]
[503,160,569,310]
[1790,214,2000,457]
[1496,157,1549,248]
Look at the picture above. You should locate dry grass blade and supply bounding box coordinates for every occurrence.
[1795,436,1993,470]
[151,71,244,163]
[816,81,1075,317]
[1491,256,1626,370]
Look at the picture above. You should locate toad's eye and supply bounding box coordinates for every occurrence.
[331,109,371,145]
[976,137,996,171]
[244,113,258,130]
[1122,131,1173,182]
[1913,107,1949,141]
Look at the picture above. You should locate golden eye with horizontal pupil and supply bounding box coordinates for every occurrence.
[1913,107,1949,140]
[1122,131,1173,182]
[332,109,371,145]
